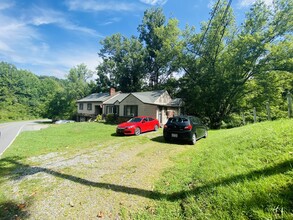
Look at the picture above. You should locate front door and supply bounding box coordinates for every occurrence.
[95,105,102,115]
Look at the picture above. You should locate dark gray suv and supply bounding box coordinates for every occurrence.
[163,116,207,145]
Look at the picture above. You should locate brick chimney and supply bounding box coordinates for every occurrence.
[110,87,116,96]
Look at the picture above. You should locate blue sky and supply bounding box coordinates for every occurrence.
[0,0,273,78]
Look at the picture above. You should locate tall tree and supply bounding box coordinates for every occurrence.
[180,0,292,128]
[153,18,182,87]
[97,34,146,92]
[138,7,166,87]
[46,64,94,120]
[66,63,93,99]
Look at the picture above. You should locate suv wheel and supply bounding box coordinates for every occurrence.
[190,133,197,145]
[204,130,208,138]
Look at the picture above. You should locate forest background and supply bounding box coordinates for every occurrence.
[0,0,292,128]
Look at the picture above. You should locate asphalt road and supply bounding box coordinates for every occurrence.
[0,120,50,156]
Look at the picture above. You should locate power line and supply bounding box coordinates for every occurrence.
[197,0,221,54]
[213,0,233,60]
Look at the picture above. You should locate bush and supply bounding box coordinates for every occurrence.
[95,114,103,122]
[105,114,116,124]
[221,113,243,129]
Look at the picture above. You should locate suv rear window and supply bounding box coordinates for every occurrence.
[168,117,189,123]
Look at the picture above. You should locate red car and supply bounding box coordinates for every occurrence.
[116,116,160,136]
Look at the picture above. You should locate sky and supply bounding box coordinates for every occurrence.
[0,0,273,79]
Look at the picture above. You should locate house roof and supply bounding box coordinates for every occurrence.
[103,93,129,105]
[77,90,182,107]
[167,98,183,107]
[131,90,166,104]
[76,93,110,103]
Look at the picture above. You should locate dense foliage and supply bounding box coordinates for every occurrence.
[0,62,93,121]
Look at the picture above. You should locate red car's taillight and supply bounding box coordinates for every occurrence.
[184,125,192,130]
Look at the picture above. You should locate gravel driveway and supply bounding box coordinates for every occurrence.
[2,131,190,219]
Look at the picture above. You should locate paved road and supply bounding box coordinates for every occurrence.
[0,120,50,156]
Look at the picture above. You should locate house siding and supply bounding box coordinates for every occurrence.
[119,95,157,119]
[155,91,172,105]
[77,102,102,115]
[76,102,103,121]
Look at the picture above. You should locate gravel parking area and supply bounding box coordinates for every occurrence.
[3,132,189,219]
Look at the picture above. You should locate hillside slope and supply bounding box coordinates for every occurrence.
[137,119,293,219]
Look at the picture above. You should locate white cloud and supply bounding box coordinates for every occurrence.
[0,1,14,10]
[24,6,103,37]
[237,0,274,7]
[139,0,167,6]
[0,13,42,56]
[0,5,102,78]
[49,48,102,77]
[2,44,101,78]
[66,0,142,12]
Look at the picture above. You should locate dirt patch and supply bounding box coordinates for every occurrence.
[5,133,190,219]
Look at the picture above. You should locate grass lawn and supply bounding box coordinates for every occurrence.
[135,119,293,219]
[0,119,292,219]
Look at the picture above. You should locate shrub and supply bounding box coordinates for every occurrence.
[95,114,103,122]
[105,114,116,124]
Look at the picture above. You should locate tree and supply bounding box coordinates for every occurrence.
[96,7,182,92]
[46,64,94,120]
[66,63,93,99]
[0,62,64,120]
[153,18,182,88]
[97,34,146,92]
[46,90,76,120]
[179,0,292,128]
[138,7,170,87]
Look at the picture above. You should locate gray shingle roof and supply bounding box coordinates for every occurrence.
[77,93,110,102]
[167,98,183,107]
[131,90,165,104]
[77,90,182,107]
[103,93,129,104]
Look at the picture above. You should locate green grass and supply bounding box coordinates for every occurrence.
[0,119,292,219]
[135,119,293,219]
[2,122,117,158]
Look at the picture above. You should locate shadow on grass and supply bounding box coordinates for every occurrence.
[240,182,293,218]
[151,136,193,145]
[166,159,293,200]
[151,136,165,143]
[0,201,30,220]
[1,157,292,213]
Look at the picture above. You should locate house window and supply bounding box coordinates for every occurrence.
[79,103,83,110]
[106,106,114,114]
[124,105,138,117]
[87,103,92,110]
[106,105,119,115]
[114,106,119,115]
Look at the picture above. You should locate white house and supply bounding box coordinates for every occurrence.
[77,88,183,124]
